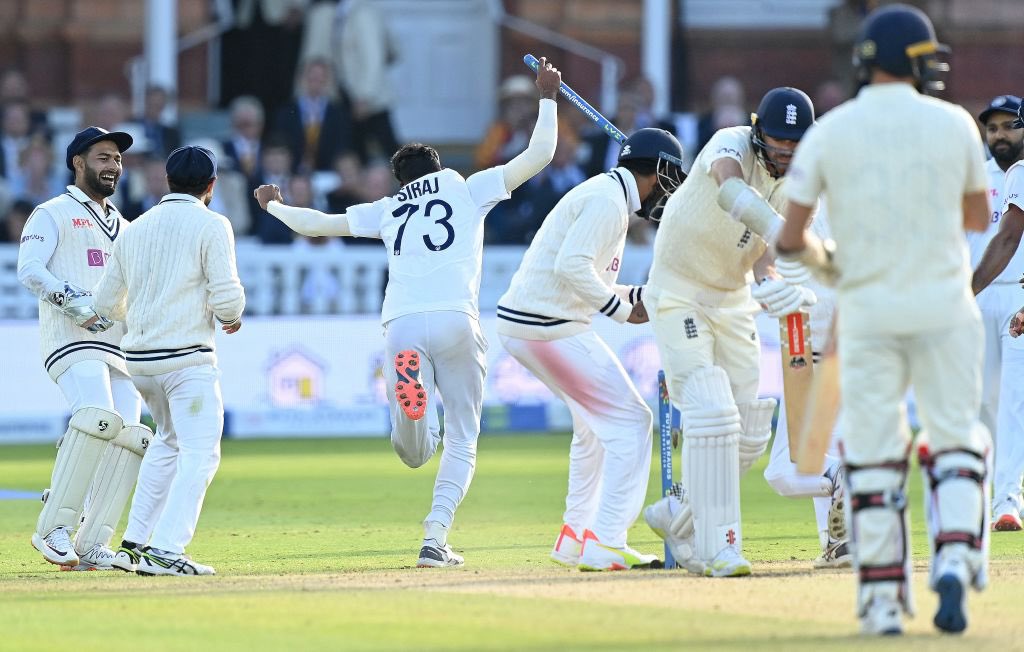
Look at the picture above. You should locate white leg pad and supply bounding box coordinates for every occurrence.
[738,399,776,475]
[74,424,152,553]
[36,407,122,536]
[681,367,743,562]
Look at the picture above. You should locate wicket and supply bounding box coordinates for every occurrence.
[657,370,681,569]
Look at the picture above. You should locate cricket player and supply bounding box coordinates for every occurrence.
[17,126,151,571]
[498,127,685,571]
[776,4,991,635]
[92,145,245,576]
[642,86,816,578]
[968,96,1024,532]
[254,58,562,567]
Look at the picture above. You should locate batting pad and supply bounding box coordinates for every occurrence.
[75,423,151,553]
[36,407,122,537]
[681,367,743,562]
[737,399,776,475]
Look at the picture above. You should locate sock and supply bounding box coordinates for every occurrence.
[121,539,140,550]
[423,520,448,546]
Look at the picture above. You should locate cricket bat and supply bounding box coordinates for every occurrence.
[795,349,840,474]
[780,311,813,463]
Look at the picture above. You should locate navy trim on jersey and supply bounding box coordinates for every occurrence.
[608,170,628,205]
[64,192,121,242]
[157,198,194,204]
[496,305,570,327]
[599,295,621,317]
[44,341,125,372]
[124,345,213,362]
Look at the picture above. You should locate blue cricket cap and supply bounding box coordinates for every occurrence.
[65,126,133,171]
[166,145,218,186]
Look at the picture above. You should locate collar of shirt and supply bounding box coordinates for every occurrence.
[610,166,642,213]
[66,184,119,221]
[158,192,205,206]
[858,83,919,102]
[298,96,327,124]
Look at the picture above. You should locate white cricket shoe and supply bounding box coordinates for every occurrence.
[417,542,465,568]
[136,548,216,576]
[860,597,903,636]
[31,527,78,567]
[825,462,847,541]
[111,543,143,573]
[932,545,970,634]
[550,524,583,567]
[704,545,752,578]
[61,543,116,571]
[577,529,658,571]
[643,496,704,574]
[813,538,852,569]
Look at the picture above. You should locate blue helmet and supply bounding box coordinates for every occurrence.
[1015,100,1024,129]
[750,87,814,178]
[618,128,686,222]
[853,3,949,91]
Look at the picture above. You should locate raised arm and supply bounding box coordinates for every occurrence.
[502,57,561,193]
[255,184,355,237]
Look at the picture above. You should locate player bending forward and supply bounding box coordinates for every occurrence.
[256,58,562,567]
[498,128,685,571]
[643,87,815,577]
[777,4,991,635]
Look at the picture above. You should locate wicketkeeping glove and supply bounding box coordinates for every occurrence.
[752,278,816,318]
[43,282,114,333]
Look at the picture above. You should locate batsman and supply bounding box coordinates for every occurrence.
[642,87,816,576]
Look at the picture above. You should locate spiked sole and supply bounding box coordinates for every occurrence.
[394,351,427,420]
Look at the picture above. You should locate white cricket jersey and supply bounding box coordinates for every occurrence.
[966,157,1024,285]
[1005,160,1024,216]
[92,193,245,376]
[787,83,988,336]
[17,185,129,381]
[496,168,639,341]
[345,167,509,324]
[649,126,784,306]
[805,204,836,353]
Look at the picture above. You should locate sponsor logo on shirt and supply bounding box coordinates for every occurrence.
[87,248,108,266]
[716,147,741,159]
[21,234,44,243]
[72,218,93,228]
[605,257,620,272]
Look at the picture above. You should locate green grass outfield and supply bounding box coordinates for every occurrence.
[1,434,1022,651]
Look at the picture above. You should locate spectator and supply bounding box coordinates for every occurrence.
[581,88,654,177]
[192,138,253,237]
[89,93,130,131]
[475,75,539,169]
[288,173,343,313]
[813,79,849,116]
[325,152,364,214]
[0,100,33,185]
[0,69,49,133]
[221,95,265,178]
[334,0,400,163]
[251,136,295,244]
[696,76,748,152]
[8,135,64,206]
[2,197,33,243]
[133,85,181,157]
[273,57,353,172]
[121,156,168,222]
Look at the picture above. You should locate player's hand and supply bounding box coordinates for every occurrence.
[222,318,242,334]
[774,258,812,285]
[1010,308,1024,338]
[752,278,816,318]
[534,57,561,101]
[254,184,284,211]
[626,298,649,324]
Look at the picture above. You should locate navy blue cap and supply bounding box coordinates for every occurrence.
[165,145,218,186]
[65,126,133,171]
[979,95,1023,125]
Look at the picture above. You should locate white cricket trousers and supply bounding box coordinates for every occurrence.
[977,284,1024,511]
[500,331,653,548]
[123,364,223,554]
[384,311,487,528]
[55,359,142,421]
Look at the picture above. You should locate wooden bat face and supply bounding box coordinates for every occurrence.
[780,311,813,462]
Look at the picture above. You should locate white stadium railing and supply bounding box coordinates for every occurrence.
[0,242,655,319]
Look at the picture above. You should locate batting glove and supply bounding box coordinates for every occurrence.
[752,278,816,318]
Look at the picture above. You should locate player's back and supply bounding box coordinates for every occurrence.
[803,85,985,332]
[346,167,509,324]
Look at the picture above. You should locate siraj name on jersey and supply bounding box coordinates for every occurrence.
[395,176,440,202]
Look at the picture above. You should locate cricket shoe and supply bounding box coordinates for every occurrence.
[932,545,970,634]
[825,462,847,541]
[136,548,216,576]
[61,543,116,571]
[111,542,143,573]
[704,545,752,578]
[860,597,903,636]
[992,500,1022,532]
[813,538,852,569]
[31,526,78,567]
[577,529,658,571]
[417,542,464,568]
[394,350,427,421]
[643,495,704,574]
[550,524,583,567]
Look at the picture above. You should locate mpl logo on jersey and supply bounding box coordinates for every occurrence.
[87,248,108,266]
[72,218,94,229]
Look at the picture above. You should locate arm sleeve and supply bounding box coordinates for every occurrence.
[701,128,749,174]
[267,200,356,237]
[553,197,631,324]
[785,123,825,207]
[1004,165,1024,214]
[501,98,558,193]
[962,109,990,195]
[201,218,246,324]
[15,209,64,298]
[92,243,128,322]
[613,283,644,306]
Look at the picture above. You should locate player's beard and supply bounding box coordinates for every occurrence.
[83,164,119,198]
[990,138,1024,165]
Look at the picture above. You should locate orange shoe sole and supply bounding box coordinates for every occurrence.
[394,350,426,421]
[993,514,1023,532]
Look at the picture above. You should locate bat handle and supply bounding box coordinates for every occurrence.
[523,54,539,71]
